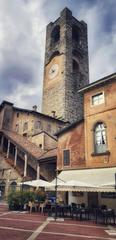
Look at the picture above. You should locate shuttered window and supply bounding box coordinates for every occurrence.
[63,150,70,166]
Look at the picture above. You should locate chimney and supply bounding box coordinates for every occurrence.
[51,111,56,118]
[32,105,37,111]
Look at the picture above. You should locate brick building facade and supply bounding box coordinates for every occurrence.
[57,73,116,171]
[56,73,116,209]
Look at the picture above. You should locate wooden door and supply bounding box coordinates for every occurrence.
[88,192,98,208]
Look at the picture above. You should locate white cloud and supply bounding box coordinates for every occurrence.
[0,0,116,109]
[76,1,116,81]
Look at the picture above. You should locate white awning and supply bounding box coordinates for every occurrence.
[52,167,116,192]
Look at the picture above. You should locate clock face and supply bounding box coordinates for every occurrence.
[48,64,59,79]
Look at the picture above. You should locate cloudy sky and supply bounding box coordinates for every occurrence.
[0,0,116,110]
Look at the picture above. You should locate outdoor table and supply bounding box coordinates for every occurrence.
[48,204,71,218]
[95,208,115,225]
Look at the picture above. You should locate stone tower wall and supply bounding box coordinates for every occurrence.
[42,8,89,123]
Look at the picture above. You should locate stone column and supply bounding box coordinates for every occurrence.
[14,146,17,167]
[37,163,40,179]
[7,139,10,158]
[0,135,4,151]
[24,153,27,177]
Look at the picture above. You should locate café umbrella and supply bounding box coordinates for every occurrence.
[20,179,51,188]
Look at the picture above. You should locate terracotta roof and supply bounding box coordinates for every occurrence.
[32,130,57,141]
[78,72,116,93]
[0,101,68,124]
[39,148,57,161]
[55,119,84,137]
[13,107,66,124]
[2,130,44,159]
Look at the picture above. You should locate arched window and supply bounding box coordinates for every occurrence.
[72,25,80,43]
[0,181,6,197]
[72,59,79,73]
[72,59,80,89]
[51,25,60,44]
[94,122,107,153]
[10,181,17,191]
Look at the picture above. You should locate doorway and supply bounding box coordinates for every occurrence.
[88,192,98,208]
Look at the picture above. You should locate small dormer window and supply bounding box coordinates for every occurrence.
[92,92,104,106]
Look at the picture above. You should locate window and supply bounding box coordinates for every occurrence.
[94,122,107,153]
[101,192,116,199]
[17,112,19,118]
[51,25,60,44]
[34,121,41,130]
[15,124,19,133]
[72,25,80,43]
[72,59,79,73]
[92,92,104,106]
[63,149,70,166]
[23,122,28,132]
[72,59,80,89]
[47,124,51,132]
[10,182,17,191]
[23,133,27,137]
[58,126,62,131]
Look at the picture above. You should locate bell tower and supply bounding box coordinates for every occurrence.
[42,8,89,123]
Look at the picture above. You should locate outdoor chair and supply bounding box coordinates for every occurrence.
[43,203,52,216]
[56,205,62,217]
[102,209,116,225]
[81,203,85,208]
[71,203,77,208]
[95,208,115,225]
[101,205,107,210]
[62,205,71,218]
[71,206,81,220]
[28,201,37,213]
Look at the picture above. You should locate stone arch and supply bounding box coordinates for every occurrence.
[0,181,6,197]
[10,181,17,191]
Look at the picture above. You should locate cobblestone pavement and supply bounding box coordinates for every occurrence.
[0,202,116,240]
